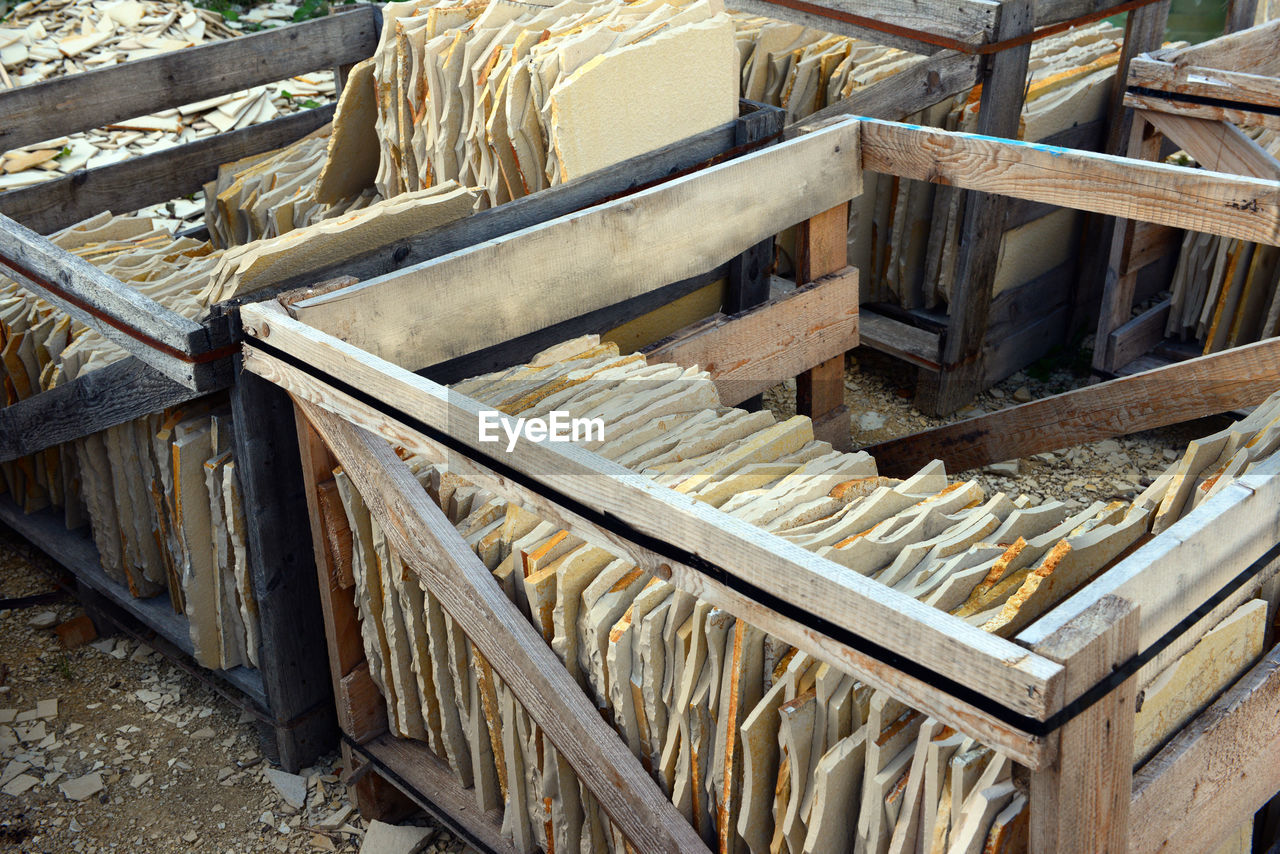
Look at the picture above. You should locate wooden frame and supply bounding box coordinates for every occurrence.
[1094,16,1280,375]
[238,117,1280,852]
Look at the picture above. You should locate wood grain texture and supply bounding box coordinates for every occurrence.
[242,303,1065,722]
[247,346,1051,767]
[0,357,209,464]
[1104,298,1171,370]
[229,364,336,772]
[1030,596,1138,854]
[1143,111,1280,179]
[857,309,941,370]
[860,118,1280,246]
[644,268,858,406]
[295,398,713,854]
[0,213,207,387]
[220,104,782,308]
[0,7,376,152]
[1,106,334,236]
[1129,55,1280,111]
[1170,17,1280,74]
[726,0,999,55]
[1130,645,1280,854]
[356,734,517,854]
[795,204,853,447]
[866,335,1280,475]
[1124,90,1280,132]
[288,119,862,372]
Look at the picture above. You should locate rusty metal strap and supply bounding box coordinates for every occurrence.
[754,0,1166,55]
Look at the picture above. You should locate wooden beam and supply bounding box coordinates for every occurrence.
[796,204,853,449]
[0,357,212,464]
[643,268,859,406]
[1130,645,1280,854]
[724,0,999,56]
[1143,111,1280,179]
[1017,453,1280,655]
[216,104,784,306]
[0,213,211,388]
[1030,596,1139,854]
[788,49,982,133]
[866,335,1280,476]
[294,398,714,854]
[241,303,1065,723]
[857,309,942,370]
[1155,18,1280,78]
[1127,55,1280,111]
[287,118,862,372]
[251,345,1050,767]
[860,117,1280,246]
[1103,298,1172,371]
[0,106,334,236]
[0,7,376,152]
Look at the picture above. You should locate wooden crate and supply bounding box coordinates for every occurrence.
[1094,15,1280,376]
[238,115,1280,852]
[0,8,789,771]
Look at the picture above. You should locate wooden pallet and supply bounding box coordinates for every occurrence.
[1094,14,1280,376]
[238,116,1280,853]
[0,8,787,771]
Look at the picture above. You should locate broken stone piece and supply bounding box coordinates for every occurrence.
[59,772,104,802]
[265,767,307,809]
[359,821,433,854]
[28,611,58,630]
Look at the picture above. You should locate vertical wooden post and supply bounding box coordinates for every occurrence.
[1225,0,1259,32]
[292,399,411,819]
[796,203,852,450]
[1073,0,1172,341]
[229,361,337,771]
[1029,595,1139,853]
[916,0,1033,416]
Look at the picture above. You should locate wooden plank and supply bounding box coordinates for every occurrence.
[337,663,388,744]
[217,104,783,308]
[0,8,377,152]
[1104,297,1172,369]
[242,303,1066,722]
[357,734,517,854]
[796,204,853,449]
[867,335,1280,476]
[1125,89,1280,132]
[1130,645,1280,854]
[857,308,942,370]
[288,119,862,372]
[726,0,999,56]
[980,300,1070,387]
[248,344,1051,766]
[789,49,982,133]
[1017,452,1280,654]
[0,357,210,464]
[860,118,1280,247]
[1123,221,1182,275]
[1172,17,1280,73]
[295,398,714,854]
[342,742,417,824]
[228,364,336,772]
[0,500,267,707]
[1128,57,1280,112]
[643,268,859,406]
[915,0,1033,415]
[1143,111,1280,180]
[1030,596,1138,854]
[1,106,335,236]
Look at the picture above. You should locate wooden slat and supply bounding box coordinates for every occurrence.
[1124,89,1280,133]
[1130,645,1280,854]
[1169,17,1280,74]
[0,106,334,236]
[1018,453,1280,657]
[1030,596,1138,854]
[863,118,1280,247]
[1143,111,1280,180]
[0,213,209,388]
[0,357,210,464]
[288,118,863,372]
[1128,55,1280,111]
[867,335,1280,476]
[218,104,783,305]
[356,734,516,854]
[1123,221,1181,275]
[242,303,1066,722]
[295,398,714,854]
[795,204,853,449]
[1104,298,1172,370]
[0,8,377,152]
[251,346,1049,765]
[788,49,982,133]
[229,366,336,771]
[726,0,999,56]
[643,268,858,406]
[857,308,942,370]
